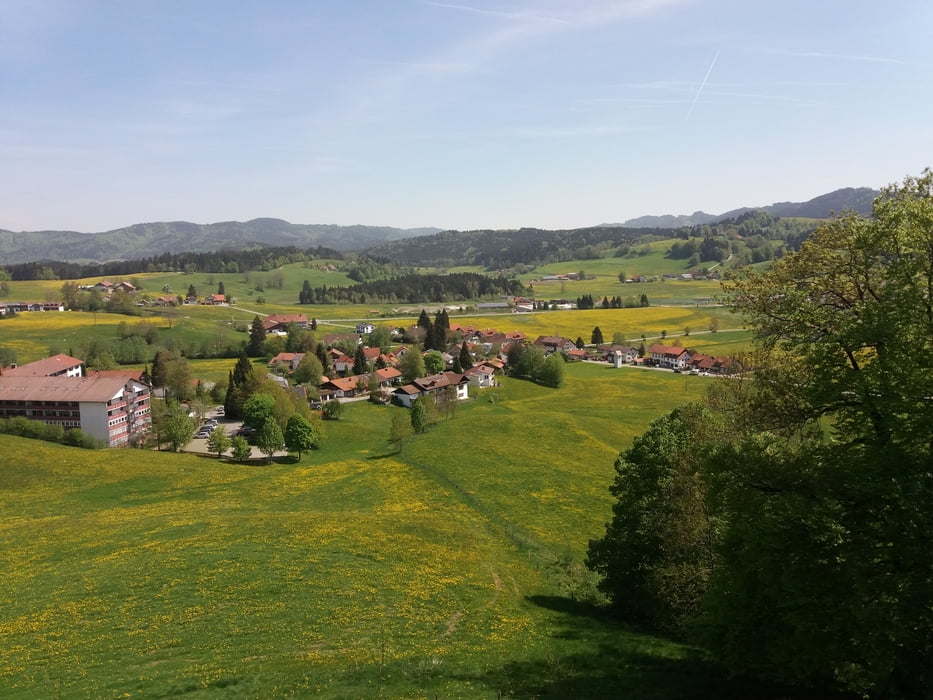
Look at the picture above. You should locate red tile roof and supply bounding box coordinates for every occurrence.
[2,354,83,377]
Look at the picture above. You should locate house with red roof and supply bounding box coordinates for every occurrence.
[262,313,308,335]
[392,372,469,408]
[1,353,84,378]
[648,344,691,369]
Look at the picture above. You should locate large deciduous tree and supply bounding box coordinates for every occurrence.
[537,352,565,388]
[704,171,933,696]
[256,417,284,464]
[293,352,324,386]
[284,413,319,459]
[156,402,194,452]
[589,172,933,698]
[206,426,231,458]
[399,349,426,382]
[242,393,276,432]
[586,404,720,631]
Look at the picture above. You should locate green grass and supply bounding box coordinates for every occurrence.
[1,363,786,698]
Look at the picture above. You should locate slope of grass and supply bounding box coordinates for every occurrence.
[0,363,786,698]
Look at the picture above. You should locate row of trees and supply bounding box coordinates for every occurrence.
[576,293,649,310]
[586,173,933,698]
[297,272,524,305]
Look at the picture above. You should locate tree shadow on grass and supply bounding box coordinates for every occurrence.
[367,448,402,460]
[457,594,854,700]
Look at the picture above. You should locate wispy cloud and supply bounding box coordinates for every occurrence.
[356,57,479,74]
[420,1,568,24]
[763,48,933,69]
[686,49,719,120]
[504,123,650,138]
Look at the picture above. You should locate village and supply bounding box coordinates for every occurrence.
[0,305,738,450]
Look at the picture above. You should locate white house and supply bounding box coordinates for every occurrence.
[355,321,376,335]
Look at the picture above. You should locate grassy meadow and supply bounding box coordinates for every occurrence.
[0,363,787,698]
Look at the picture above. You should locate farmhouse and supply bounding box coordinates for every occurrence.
[463,363,496,388]
[263,313,309,335]
[392,372,469,408]
[648,344,691,369]
[532,336,576,355]
[355,321,375,334]
[0,373,151,447]
[603,345,640,366]
[565,348,589,362]
[686,353,738,375]
[268,352,304,373]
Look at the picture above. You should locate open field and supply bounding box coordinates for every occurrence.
[0,365,789,698]
[447,306,741,343]
[1,301,746,367]
[0,310,254,365]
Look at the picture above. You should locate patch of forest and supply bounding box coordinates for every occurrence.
[297,272,524,305]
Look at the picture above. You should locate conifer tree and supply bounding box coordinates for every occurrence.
[458,342,473,370]
[247,315,265,356]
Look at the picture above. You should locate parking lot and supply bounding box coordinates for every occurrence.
[186,408,288,459]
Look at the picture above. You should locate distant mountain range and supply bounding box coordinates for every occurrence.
[0,187,880,265]
[0,219,442,266]
[613,187,879,228]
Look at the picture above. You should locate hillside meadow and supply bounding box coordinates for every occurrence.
[0,365,793,698]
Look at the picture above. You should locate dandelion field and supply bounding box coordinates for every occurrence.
[0,364,778,698]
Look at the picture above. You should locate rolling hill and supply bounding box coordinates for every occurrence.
[0,219,442,265]
[615,187,878,228]
[0,186,879,266]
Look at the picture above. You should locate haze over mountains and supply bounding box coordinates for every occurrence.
[614,187,878,228]
[0,187,878,265]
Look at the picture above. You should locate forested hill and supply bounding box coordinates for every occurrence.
[366,226,666,269]
[365,211,819,269]
[0,219,441,265]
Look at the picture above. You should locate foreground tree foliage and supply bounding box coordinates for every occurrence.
[588,172,933,699]
[586,405,720,631]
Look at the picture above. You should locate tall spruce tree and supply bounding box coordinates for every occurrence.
[458,342,473,370]
[247,315,265,356]
[353,345,367,375]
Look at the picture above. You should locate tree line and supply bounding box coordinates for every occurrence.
[1,245,342,281]
[298,272,524,305]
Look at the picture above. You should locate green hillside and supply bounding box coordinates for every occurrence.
[0,367,789,698]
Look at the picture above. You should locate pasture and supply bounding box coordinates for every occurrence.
[0,365,779,698]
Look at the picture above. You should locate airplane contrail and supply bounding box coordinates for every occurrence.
[686,50,720,121]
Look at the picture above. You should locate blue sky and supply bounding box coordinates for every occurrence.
[2,0,931,232]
